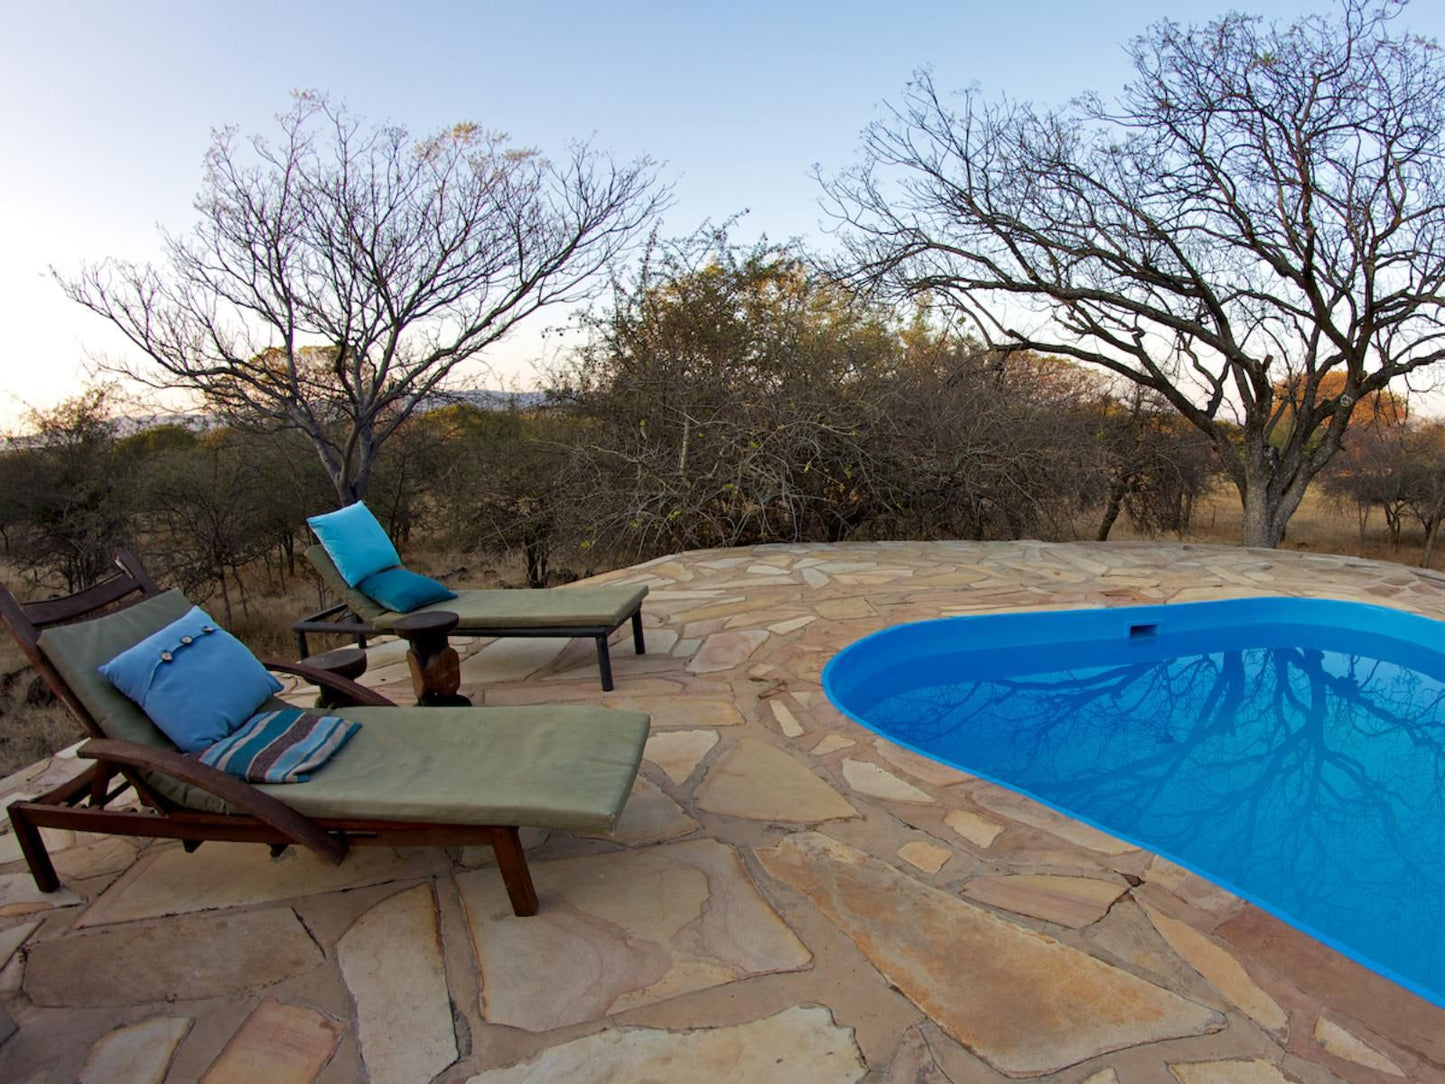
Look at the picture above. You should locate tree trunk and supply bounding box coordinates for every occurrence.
[217,569,233,627]
[1422,496,1445,568]
[1096,473,1129,542]
[1239,485,1285,548]
[1235,437,1316,550]
[1424,519,1442,569]
[1237,467,1310,549]
[524,531,549,589]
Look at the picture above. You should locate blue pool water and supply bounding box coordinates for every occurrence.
[822,597,1445,1008]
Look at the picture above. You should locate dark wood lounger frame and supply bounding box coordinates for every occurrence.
[293,599,647,692]
[0,551,540,916]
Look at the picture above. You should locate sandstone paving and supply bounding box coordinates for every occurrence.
[643,728,719,784]
[602,695,743,727]
[686,628,770,672]
[881,1021,1043,1084]
[1312,1017,1406,1077]
[1216,899,1445,1067]
[757,831,1224,1076]
[1141,903,1289,1037]
[0,826,73,866]
[462,1005,866,1083]
[0,872,83,917]
[458,636,573,685]
[51,836,140,881]
[336,884,456,1084]
[77,842,449,927]
[1082,898,1229,1005]
[1143,855,1245,917]
[966,786,1139,856]
[7,540,1445,1082]
[199,998,344,1083]
[770,698,807,737]
[695,739,858,822]
[577,775,698,845]
[0,921,37,970]
[77,1014,192,1083]
[943,809,1006,849]
[841,758,936,804]
[873,738,976,787]
[812,734,857,756]
[459,837,812,1031]
[897,841,953,875]
[26,907,324,1007]
[959,873,1127,928]
[1167,1058,1295,1084]
[882,1026,955,1084]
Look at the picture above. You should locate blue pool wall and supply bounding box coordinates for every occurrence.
[821,595,1445,1011]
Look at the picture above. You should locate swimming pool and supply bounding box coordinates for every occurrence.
[822,597,1445,1009]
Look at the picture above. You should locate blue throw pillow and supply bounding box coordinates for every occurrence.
[98,606,283,753]
[357,566,457,613]
[306,501,402,587]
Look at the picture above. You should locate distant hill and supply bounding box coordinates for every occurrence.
[419,389,549,412]
[1,390,549,450]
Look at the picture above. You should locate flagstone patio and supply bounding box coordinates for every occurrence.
[2,539,1444,1082]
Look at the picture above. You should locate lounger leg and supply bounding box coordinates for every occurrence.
[596,636,614,692]
[8,804,59,893]
[631,610,646,655]
[492,827,539,916]
[88,762,114,806]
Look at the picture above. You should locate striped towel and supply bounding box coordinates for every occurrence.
[197,709,360,783]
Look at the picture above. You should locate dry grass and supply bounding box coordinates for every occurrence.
[0,633,84,778]
[1109,487,1441,570]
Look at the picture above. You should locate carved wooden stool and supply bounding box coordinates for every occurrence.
[304,646,368,710]
[391,611,471,706]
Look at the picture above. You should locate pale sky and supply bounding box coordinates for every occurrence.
[3,0,1442,430]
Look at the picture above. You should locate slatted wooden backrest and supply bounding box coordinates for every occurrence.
[0,549,163,738]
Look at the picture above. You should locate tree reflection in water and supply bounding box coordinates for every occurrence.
[868,644,1445,1000]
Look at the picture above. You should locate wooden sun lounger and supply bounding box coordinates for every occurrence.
[296,546,649,690]
[0,551,650,915]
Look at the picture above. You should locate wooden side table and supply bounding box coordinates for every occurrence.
[304,646,369,710]
[391,611,471,706]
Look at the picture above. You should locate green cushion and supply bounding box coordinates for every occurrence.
[256,705,650,830]
[305,545,388,623]
[40,589,193,749]
[377,585,648,631]
[39,590,239,812]
[306,545,648,632]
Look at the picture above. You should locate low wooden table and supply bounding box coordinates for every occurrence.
[391,611,472,706]
[303,646,368,710]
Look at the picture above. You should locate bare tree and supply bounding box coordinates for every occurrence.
[60,92,667,505]
[1092,388,1220,542]
[822,1,1445,547]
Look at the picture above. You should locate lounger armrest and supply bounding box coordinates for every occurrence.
[76,738,348,865]
[262,659,395,707]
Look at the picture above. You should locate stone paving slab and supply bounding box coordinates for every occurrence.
[757,831,1224,1076]
[78,1015,192,1083]
[458,838,811,1032]
[3,540,1445,1081]
[25,907,324,1007]
[463,1005,865,1083]
[199,998,343,1083]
